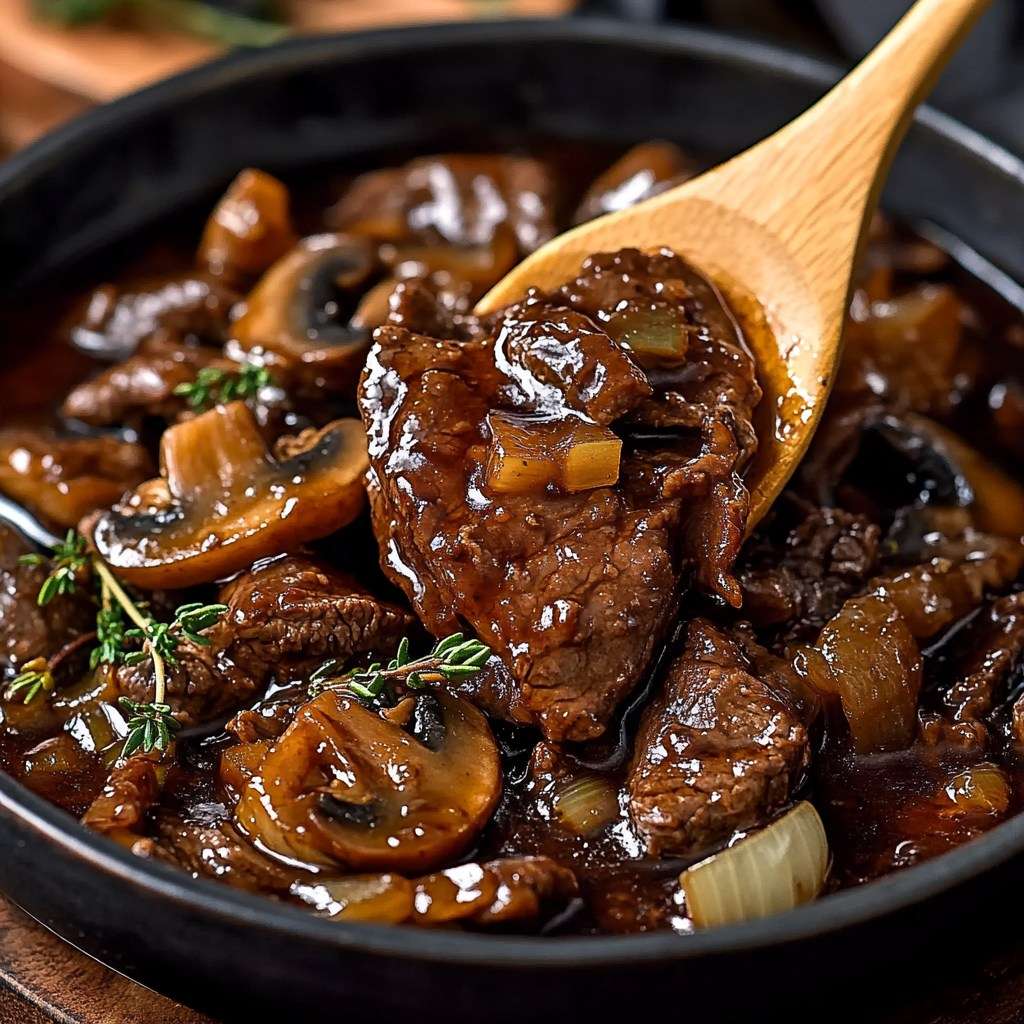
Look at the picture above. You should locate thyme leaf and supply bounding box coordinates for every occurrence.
[173,363,274,411]
[20,529,89,606]
[308,632,492,703]
[118,698,180,757]
[4,658,55,705]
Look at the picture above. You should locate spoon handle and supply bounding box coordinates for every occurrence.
[676,0,992,326]
[776,0,990,205]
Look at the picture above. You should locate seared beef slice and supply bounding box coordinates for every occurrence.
[628,618,809,855]
[117,555,411,723]
[359,249,760,741]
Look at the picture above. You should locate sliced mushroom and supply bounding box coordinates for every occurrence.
[231,233,378,392]
[198,169,297,285]
[89,401,367,588]
[234,689,501,873]
[290,856,577,928]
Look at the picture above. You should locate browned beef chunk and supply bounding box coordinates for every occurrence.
[945,593,1024,725]
[61,335,230,427]
[627,618,809,856]
[116,555,412,724]
[556,248,760,602]
[150,812,300,893]
[738,505,880,640]
[69,273,239,362]
[0,430,151,529]
[574,142,697,224]
[81,755,162,850]
[330,154,557,296]
[0,523,94,673]
[360,249,759,742]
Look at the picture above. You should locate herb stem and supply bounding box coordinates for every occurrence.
[90,557,148,631]
[91,557,168,703]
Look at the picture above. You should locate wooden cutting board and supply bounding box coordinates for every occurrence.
[0,0,574,102]
[2,890,1024,1024]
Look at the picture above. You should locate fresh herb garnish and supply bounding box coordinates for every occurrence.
[309,633,492,702]
[33,0,287,47]
[173,363,274,411]
[118,698,180,757]
[5,658,55,705]
[13,533,226,756]
[123,600,228,668]
[19,529,89,606]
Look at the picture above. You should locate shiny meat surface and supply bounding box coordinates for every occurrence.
[627,618,809,856]
[1,144,1023,937]
[359,248,759,741]
[116,554,411,724]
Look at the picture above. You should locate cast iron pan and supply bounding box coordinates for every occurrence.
[2,17,1024,1023]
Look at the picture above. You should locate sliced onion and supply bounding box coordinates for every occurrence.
[680,802,828,929]
[943,763,1011,817]
[290,874,414,923]
[797,594,921,753]
[552,774,620,836]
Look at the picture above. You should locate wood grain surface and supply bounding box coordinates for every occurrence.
[0,0,574,102]
[3,891,1024,1023]
[0,900,210,1024]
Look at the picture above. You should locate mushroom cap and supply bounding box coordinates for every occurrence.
[235,689,501,873]
[89,402,368,588]
[231,233,377,391]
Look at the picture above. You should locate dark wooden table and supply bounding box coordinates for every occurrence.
[2,894,1024,1024]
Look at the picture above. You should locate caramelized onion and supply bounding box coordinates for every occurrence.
[605,303,690,366]
[552,774,620,836]
[291,874,414,923]
[484,411,621,496]
[943,763,1010,817]
[797,594,922,753]
[680,802,828,929]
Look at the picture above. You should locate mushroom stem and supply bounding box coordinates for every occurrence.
[91,556,168,704]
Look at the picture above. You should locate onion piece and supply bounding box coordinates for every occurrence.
[680,802,828,929]
[796,594,922,753]
[290,874,414,923]
[484,411,621,496]
[605,302,691,366]
[552,774,620,836]
[943,763,1010,817]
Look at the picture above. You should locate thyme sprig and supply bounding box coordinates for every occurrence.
[19,529,89,606]
[6,658,55,705]
[12,533,226,757]
[309,633,492,702]
[118,698,181,757]
[173,363,274,411]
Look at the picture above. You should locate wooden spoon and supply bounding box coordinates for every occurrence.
[477,0,990,530]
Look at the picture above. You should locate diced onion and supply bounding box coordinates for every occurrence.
[606,303,690,366]
[552,774,620,836]
[485,411,621,496]
[680,802,829,929]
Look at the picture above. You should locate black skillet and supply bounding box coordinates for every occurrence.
[2,17,1024,1024]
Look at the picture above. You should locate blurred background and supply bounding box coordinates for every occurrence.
[1,0,1021,157]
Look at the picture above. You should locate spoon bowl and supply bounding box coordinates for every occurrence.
[477,0,989,529]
